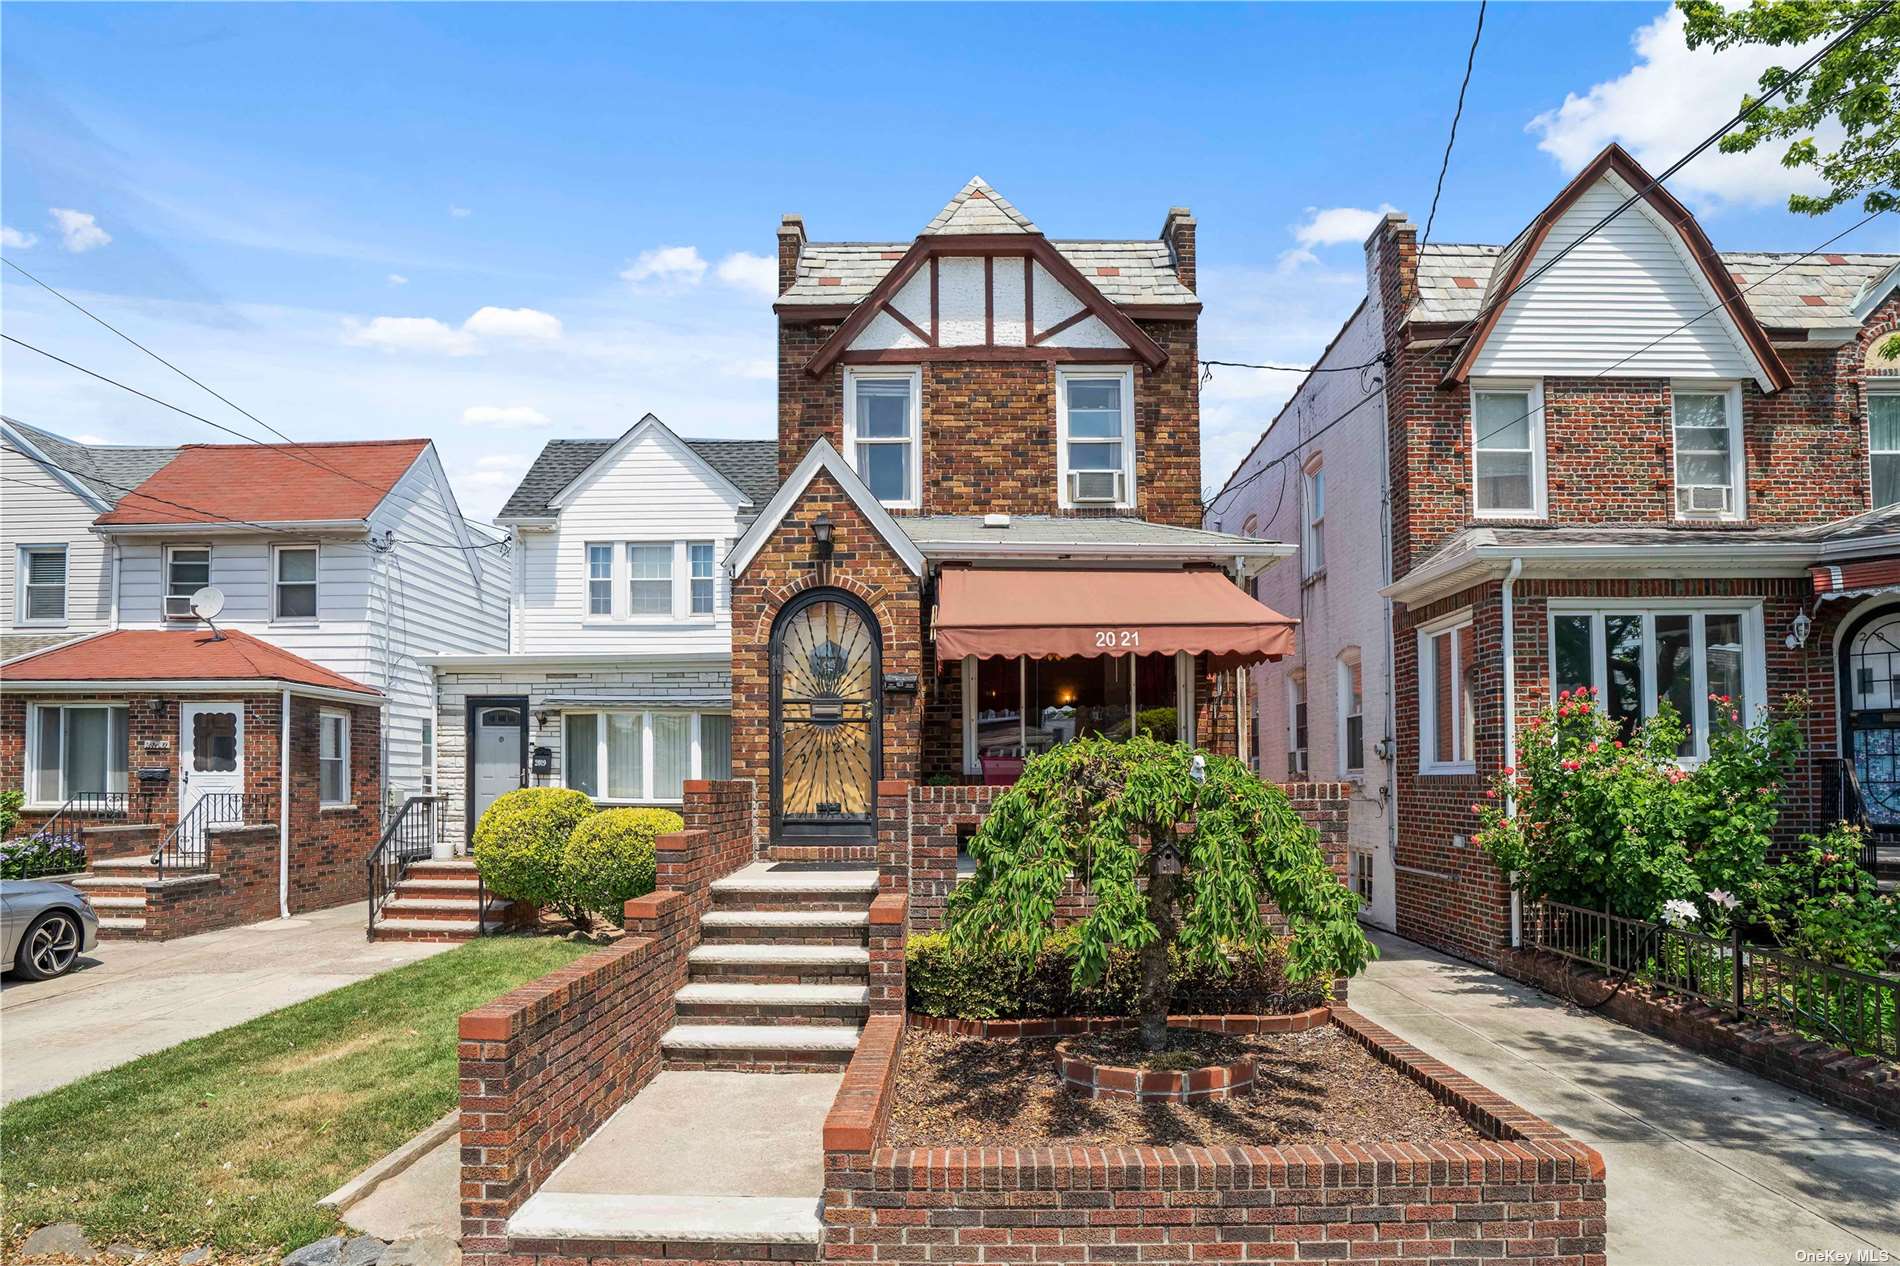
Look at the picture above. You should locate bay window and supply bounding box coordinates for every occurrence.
[1419,614,1476,774]
[1672,384,1745,520]
[273,545,318,621]
[1871,391,1900,509]
[1549,604,1762,761]
[1471,381,1543,517]
[563,710,732,803]
[845,369,920,507]
[27,704,129,805]
[962,652,1191,776]
[17,545,67,624]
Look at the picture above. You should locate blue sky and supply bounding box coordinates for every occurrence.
[4,2,1894,521]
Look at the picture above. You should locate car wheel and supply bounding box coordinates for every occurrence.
[15,911,83,981]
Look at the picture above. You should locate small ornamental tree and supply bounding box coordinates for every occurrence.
[946,736,1375,1052]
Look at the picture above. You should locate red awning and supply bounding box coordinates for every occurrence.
[1813,559,1900,599]
[933,567,1297,667]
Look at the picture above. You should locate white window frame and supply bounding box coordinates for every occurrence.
[163,544,213,622]
[584,542,615,618]
[1417,609,1477,776]
[958,652,1195,776]
[1301,458,1325,578]
[688,540,717,617]
[1670,381,1747,522]
[271,543,320,624]
[1868,385,1900,509]
[843,367,923,510]
[1469,379,1546,519]
[1337,651,1365,777]
[24,702,128,807]
[560,709,729,804]
[1285,670,1309,779]
[319,709,351,807]
[420,718,436,794]
[1056,365,1137,510]
[626,541,675,620]
[16,544,68,626]
[1545,599,1767,764]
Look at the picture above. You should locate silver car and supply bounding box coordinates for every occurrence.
[1,880,100,980]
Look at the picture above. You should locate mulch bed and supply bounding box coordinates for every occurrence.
[887,1025,1482,1148]
[1059,1026,1248,1071]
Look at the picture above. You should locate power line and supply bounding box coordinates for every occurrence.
[1200,355,1386,376]
[1421,0,1486,248]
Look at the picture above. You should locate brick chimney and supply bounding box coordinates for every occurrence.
[777,214,806,297]
[1161,206,1196,293]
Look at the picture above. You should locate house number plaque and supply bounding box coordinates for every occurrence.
[1093,631,1142,649]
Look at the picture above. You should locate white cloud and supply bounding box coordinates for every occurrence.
[715,251,778,298]
[387,273,409,286]
[621,245,708,288]
[462,305,563,342]
[345,315,476,356]
[70,433,110,445]
[461,452,532,491]
[449,205,472,219]
[1528,8,1831,209]
[1,226,38,249]
[462,405,553,429]
[50,208,111,252]
[1292,205,1397,249]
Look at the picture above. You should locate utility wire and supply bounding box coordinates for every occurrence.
[1421,0,1486,248]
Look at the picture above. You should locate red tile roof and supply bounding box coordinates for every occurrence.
[2,629,380,696]
[95,440,430,527]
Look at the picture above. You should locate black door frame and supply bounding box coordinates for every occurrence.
[464,695,529,843]
[769,587,883,842]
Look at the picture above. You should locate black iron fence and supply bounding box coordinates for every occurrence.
[1526,899,1899,1061]
[153,792,275,880]
[1,792,133,880]
[366,795,439,936]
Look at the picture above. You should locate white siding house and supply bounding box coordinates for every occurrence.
[426,414,777,844]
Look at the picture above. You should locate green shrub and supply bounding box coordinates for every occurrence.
[1759,826,1900,973]
[562,807,680,927]
[472,788,597,926]
[0,789,21,839]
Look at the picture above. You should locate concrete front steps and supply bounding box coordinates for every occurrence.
[370,858,526,943]
[70,857,167,939]
[507,1193,824,1260]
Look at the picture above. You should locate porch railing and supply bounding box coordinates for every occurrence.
[1525,899,1899,1060]
[2,791,131,880]
[152,792,273,881]
[366,796,439,937]
[1829,758,1884,875]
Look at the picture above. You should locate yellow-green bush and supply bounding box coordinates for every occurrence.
[472,788,597,921]
[562,807,680,927]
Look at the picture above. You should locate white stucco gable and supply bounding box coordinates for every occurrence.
[847,255,1133,353]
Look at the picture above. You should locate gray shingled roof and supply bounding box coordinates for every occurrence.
[3,417,179,507]
[1411,243,1900,329]
[923,178,1038,235]
[900,515,1284,553]
[497,435,778,521]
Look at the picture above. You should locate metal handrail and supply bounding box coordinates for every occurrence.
[5,791,131,878]
[1833,758,1882,875]
[153,792,270,880]
[365,795,439,937]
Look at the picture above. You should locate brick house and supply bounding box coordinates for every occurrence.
[1209,143,1900,962]
[731,179,1299,854]
[1,627,382,939]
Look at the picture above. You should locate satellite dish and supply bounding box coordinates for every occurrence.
[189,586,226,620]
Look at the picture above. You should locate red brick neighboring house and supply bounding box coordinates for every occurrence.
[2,627,383,939]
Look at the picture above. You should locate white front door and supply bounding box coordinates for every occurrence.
[470,703,525,840]
[179,701,244,824]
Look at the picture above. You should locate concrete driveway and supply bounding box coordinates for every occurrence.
[0,902,450,1104]
[1352,930,1900,1265]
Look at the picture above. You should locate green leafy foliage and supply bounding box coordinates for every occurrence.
[946,736,1373,1044]
[471,787,598,926]
[906,929,1328,1019]
[0,788,20,838]
[1760,826,1900,973]
[561,807,679,927]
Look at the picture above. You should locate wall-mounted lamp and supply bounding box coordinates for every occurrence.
[534,709,551,728]
[1785,609,1813,651]
[812,512,835,560]
[148,698,167,717]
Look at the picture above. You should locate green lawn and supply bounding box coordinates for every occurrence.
[0,935,591,1254]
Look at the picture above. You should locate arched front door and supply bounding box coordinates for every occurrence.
[1842,604,1900,825]
[770,589,882,841]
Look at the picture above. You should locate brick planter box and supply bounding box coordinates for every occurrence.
[822,1009,1608,1265]
[1055,1035,1257,1102]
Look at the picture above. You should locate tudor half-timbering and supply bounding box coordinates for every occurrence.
[732,180,1299,853]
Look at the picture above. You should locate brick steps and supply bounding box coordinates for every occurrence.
[686,942,870,987]
[96,916,147,939]
[698,910,869,944]
[660,1023,859,1072]
[373,917,510,942]
[673,981,869,1026]
[370,857,523,942]
[710,864,878,912]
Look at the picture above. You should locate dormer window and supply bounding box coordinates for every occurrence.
[844,368,920,508]
[1057,367,1135,509]
[1672,383,1745,520]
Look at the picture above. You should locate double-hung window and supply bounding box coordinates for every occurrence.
[273,545,318,621]
[1301,460,1325,576]
[1471,381,1543,517]
[1672,384,1745,519]
[1338,653,1364,775]
[1286,672,1309,779]
[563,710,733,803]
[688,542,716,616]
[17,545,67,624]
[1871,390,1900,508]
[628,543,672,616]
[1057,367,1135,508]
[586,544,614,616]
[845,369,920,507]
[1549,603,1762,761]
[319,710,350,806]
[165,545,211,621]
[28,703,129,805]
[420,719,435,794]
[1419,614,1477,774]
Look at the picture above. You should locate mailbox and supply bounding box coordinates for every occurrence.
[882,672,919,695]
[135,766,171,786]
[530,745,554,775]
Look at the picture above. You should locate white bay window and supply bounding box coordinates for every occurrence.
[563,710,732,803]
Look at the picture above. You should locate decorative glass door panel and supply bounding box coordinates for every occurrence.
[772,595,879,836]
[1848,611,1900,824]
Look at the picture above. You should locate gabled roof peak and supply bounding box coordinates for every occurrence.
[922,177,1039,236]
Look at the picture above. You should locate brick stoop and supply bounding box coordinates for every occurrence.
[370,858,529,942]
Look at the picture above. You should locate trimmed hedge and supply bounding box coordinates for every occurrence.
[471,787,597,921]
[907,930,1327,1020]
[562,807,680,927]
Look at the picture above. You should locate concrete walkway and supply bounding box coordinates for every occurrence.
[0,901,450,1103]
[1353,930,1900,1264]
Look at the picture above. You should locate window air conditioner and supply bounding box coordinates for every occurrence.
[1068,469,1123,505]
[1287,749,1309,779]
[163,595,198,620]
[1677,484,1733,515]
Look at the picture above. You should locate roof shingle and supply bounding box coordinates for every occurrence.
[96,440,429,527]
[496,436,779,521]
[3,417,179,507]
[3,628,380,695]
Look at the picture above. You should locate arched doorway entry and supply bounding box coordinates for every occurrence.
[770,589,882,842]
[1841,603,1900,826]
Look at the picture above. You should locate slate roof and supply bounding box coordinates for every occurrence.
[97,439,430,527]
[497,437,779,520]
[923,178,1038,235]
[1411,243,1900,329]
[900,515,1287,554]
[3,417,179,508]
[2,628,381,694]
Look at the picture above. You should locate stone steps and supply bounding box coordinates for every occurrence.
[710,863,879,912]
[506,1193,822,1260]
[685,942,870,986]
[660,1023,859,1072]
[96,916,147,939]
[372,917,511,942]
[698,909,869,944]
[672,981,869,1026]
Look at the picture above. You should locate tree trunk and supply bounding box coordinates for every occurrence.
[1137,830,1177,1053]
